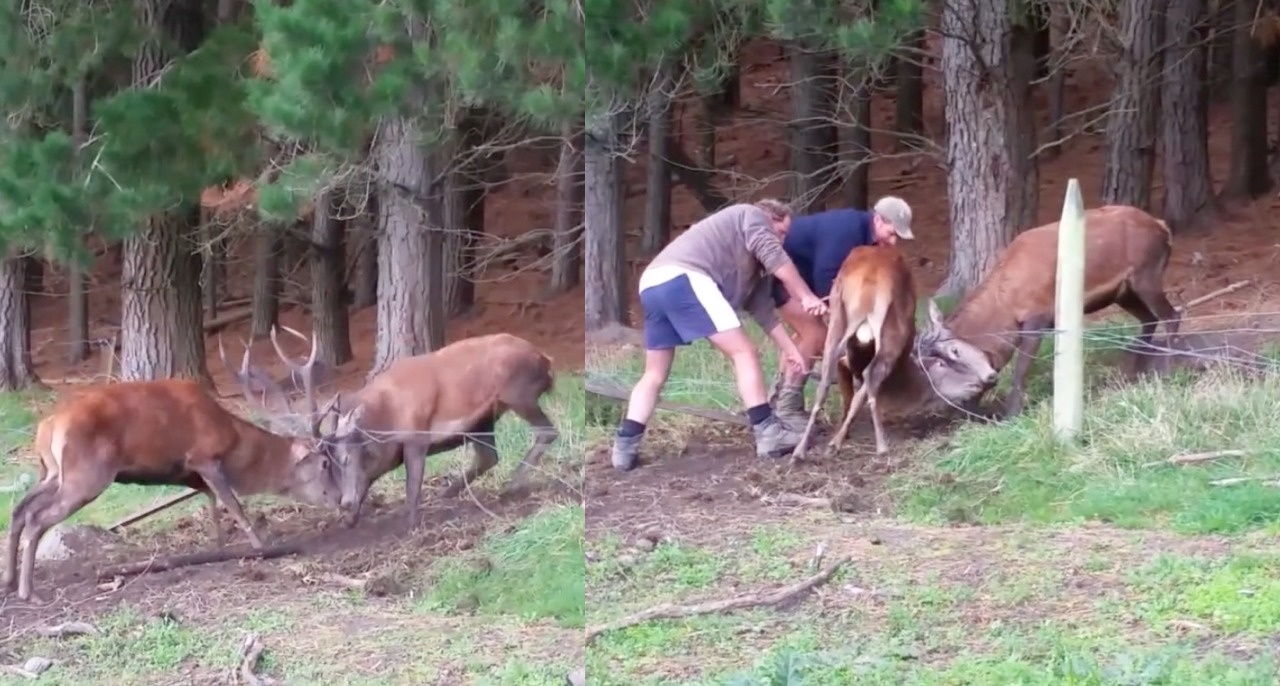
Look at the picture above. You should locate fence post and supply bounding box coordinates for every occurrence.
[1053,179,1086,442]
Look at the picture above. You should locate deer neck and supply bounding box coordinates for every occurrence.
[229,418,299,495]
[946,284,1022,371]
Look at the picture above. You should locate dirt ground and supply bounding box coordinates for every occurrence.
[588,37,1280,547]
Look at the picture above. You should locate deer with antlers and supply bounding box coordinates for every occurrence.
[5,327,342,602]
[317,333,559,530]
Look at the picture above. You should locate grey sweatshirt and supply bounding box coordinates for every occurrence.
[645,203,792,332]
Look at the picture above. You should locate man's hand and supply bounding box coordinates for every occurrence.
[800,294,828,317]
[782,347,808,376]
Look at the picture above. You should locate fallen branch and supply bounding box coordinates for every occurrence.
[765,493,833,509]
[1210,475,1280,487]
[108,490,201,532]
[1176,280,1250,313]
[1142,449,1245,468]
[34,622,98,638]
[204,307,253,334]
[238,632,277,686]
[584,555,851,644]
[97,541,306,580]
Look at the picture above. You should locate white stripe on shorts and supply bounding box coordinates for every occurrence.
[638,265,741,333]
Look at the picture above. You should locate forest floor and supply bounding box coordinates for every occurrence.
[584,41,1280,684]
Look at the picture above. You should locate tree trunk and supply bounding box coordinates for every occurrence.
[0,254,39,390]
[120,0,207,384]
[311,189,352,366]
[641,63,673,256]
[583,107,627,332]
[938,0,1038,295]
[1101,0,1166,209]
[120,214,207,383]
[841,63,872,208]
[201,213,224,318]
[548,125,583,295]
[249,229,280,338]
[1161,0,1215,232]
[787,43,838,213]
[442,110,486,317]
[67,78,90,364]
[894,29,925,148]
[24,256,42,299]
[1208,0,1235,101]
[370,114,435,377]
[694,59,739,169]
[352,192,378,309]
[1225,0,1271,199]
[1043,6,1069,159]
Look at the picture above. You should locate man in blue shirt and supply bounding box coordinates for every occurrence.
[769,195,916,426]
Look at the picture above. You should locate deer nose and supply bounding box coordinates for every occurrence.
[983,370,999,386]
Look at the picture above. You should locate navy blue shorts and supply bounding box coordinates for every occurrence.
[638,268,742,350]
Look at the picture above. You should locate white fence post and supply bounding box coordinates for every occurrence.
[1053,179,1086,442]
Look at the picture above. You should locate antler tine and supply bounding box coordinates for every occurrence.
[218,334,256,407]
[270,324,321,419]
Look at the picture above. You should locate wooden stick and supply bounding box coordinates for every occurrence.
[97,540,306,580]
[1142,449,1245,468]
[584,555,850,644]
[1176,280,1250,313]
[1210,475,1280,487]
[107,490,201,532]
[238,632,277,686]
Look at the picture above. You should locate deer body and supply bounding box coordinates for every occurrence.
[917,205,1179,417]
[326,333,558,529]
[6,377,341,602]
[792,244,992,458]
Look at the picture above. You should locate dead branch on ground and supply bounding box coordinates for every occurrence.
[97,541,306,580]
[583,555,851,644]
[1210,475,1280,487]
[1142,449,1245,468]
[34,622,98,638]
[1175,280,1251,313]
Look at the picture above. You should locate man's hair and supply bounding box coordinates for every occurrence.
[754,198,792,221]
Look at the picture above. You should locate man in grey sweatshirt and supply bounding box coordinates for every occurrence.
[611,199,828,471]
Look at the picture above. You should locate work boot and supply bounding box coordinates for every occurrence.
[752,414,804,458]
[611,433,642,472]
[773,380,810,427]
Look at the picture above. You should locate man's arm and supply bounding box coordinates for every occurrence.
[744,278,781,333]
[743,209,821,306]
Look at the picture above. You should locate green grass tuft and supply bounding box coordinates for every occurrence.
[425,501,584,627]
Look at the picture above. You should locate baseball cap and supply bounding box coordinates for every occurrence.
[873,196,915,240]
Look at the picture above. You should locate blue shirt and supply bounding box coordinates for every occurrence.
[782,208,874,298]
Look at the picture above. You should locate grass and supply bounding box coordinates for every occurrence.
[585,304,1280,684]
[0,374,590,685]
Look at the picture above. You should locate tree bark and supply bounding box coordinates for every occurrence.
[311,189,352,366]
[1101,0,1167,209]
[0,254,39,390]
[120,0,207,384]
[352,191,378,309]
[1207,0,1235,101]
[442,109,486,317]
[370,114,435,377]
[841,63,872,208]
[938,0,1039,295]
[787,42,838,213]
[1225,0,1271,199]
[548,125,583,295]
[1161,0,1215,231]
[67,78,90,364]
[249,229,280,338]
[894,29,925,148]
[583,107,627,332]
[641,63,673,256]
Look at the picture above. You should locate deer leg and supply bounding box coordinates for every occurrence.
[1002,318,1050,419]
[860,356,897,456]
[1127,279,1181,375]
[18,479,103,603]
[794,343,844,460]
[192,463,263,549]
[402,444,428,530]
[4,480,57,593]
[439,420,499,499]
[201,488,226,547]
[1115,292,1159,376]
[503,404,560,495]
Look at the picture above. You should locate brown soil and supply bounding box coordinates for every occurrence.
[589,38,1280,532]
